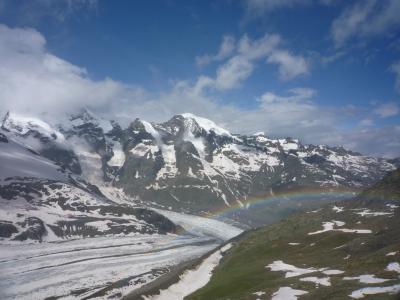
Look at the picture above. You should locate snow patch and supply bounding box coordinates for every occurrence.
[308,221,371,235]
[108,142,125,167]
[356,209,392,217]
[386,262,400,273]
[144,243,232,300]
[271,287,308,300]
[344,275,391,284]
[322,269,345,275]
[266,261,317,278]
[349,284,400,299]
[332,206,344,213]
[300,276,331,286]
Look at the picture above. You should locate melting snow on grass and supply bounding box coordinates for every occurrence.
[308,221,372,235]
[349,284,400,299]
[253,291,266,296]
[299,276,331,287]
[343,275,391,284]
[267,260,344,278]
[322,269,345,275]
[356,209,392,217]
[144,243,232,300]
[332,206,344,212]
[387,204,399,209]
[253,291,266,299]
[266,261,317,278]
[271,287,308,300]
[386,262,400,273]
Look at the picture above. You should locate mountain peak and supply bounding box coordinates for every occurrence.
[70,108,96,123]
[178,113,232,137]
[69,108,113,133]
[1,111,64,141]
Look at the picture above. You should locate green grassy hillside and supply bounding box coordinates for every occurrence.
[187,169,400,300]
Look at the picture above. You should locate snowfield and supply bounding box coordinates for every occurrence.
[0,232,220,299]
[0,204,242,300]
[0,138,67,182]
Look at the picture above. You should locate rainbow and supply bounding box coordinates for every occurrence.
[170,186,361,237]
[199,187,360,220]
[170,185,400,237]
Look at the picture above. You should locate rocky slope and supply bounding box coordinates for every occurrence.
[187,169,400,300]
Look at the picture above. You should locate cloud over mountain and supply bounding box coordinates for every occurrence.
[0,23,399,157]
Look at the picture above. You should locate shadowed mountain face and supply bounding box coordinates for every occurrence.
[1,110,398,227]
[187,168,400,300]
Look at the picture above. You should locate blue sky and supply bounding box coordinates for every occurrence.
[0,0,399,157]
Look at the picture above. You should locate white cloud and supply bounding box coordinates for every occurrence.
[196,35,235,67]
[212,33,281,90]
[252,88,334,138]
[198,33,309,90]
[214,56,253,90]
[359,118,374,127]
[331,0,400,47]
[374,102,399,118]
[339,126,400,158]
[0,23,398,158]
[0,24,143,121]
[237,33,281,59]
[266,50,309,80]
[258,87,316,104]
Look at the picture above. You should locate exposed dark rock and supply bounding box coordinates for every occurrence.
[0,221,18,238]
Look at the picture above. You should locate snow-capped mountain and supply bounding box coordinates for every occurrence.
[0,110,398,299]
[1,110,397,226]
[0,116,240,299]
[0,125,178,243]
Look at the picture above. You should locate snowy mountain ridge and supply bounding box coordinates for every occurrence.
[1,110,398,226]
[0,109,398,299]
